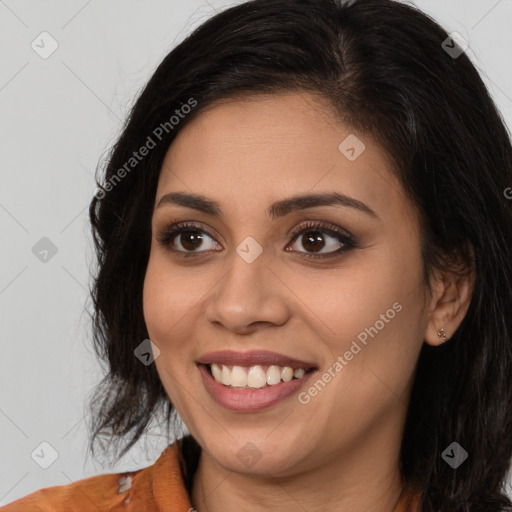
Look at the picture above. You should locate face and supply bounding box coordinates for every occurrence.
[143,91,432,478]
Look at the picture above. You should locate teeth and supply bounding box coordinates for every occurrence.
[208,364,310,388]
[211,363,222,382]
[221,365,231,386]
[266,365,281,385]
[281,367,293,382]
[230,365,248,387]
[293,368,306,379]
[247,366,267,388]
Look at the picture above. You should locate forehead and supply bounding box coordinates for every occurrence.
[156,91,410,223]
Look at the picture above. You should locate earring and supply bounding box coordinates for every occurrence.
[437,328,448,342]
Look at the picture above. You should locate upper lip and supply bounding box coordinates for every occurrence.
[196,350,317,370]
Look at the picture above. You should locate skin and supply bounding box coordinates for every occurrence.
[142,91,474,512]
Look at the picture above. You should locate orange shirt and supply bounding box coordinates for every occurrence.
[2,439,422,511]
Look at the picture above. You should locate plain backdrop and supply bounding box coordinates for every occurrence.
[1,0,511,505]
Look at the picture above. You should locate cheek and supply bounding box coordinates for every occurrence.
[142,278,193,401]
[142,252,202,412]
[289,260,416,340]
[295,270,425,439]
[142,250,204,346]
[295,246,425,379]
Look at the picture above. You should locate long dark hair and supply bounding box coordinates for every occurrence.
[87,0,512,509]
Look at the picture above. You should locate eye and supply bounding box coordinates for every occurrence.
[156,219,357,259]
[156,221,221,255]
[286,221,355,258]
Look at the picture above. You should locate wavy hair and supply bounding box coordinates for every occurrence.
[88,0,512,509]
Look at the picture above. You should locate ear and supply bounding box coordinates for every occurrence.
[424,251,475,346]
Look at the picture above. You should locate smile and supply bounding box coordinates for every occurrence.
[196,350,318,411]
[208,363,313,389]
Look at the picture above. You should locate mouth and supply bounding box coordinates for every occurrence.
[202,362,316,389]
[196,350,318,411]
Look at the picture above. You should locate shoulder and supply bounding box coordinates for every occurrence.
[1,443,190,512]
[1,470,137,512]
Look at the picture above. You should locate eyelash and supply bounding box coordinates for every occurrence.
[156,220,357,260]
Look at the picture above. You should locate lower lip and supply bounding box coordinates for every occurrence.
[198,364,316,412]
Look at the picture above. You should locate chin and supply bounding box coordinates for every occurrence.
[199,429,309,476]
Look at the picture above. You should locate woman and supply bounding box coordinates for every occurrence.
[4,0,512,510]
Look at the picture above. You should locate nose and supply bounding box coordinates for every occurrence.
[204,249,291,335]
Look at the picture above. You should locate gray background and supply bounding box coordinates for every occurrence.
[1,0,511,505]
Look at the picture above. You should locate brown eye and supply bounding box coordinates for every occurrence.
[289,225,350,256]
[157,220,356,259]
[157,222,221,253]
[301,232,327,252]
[177,230,205,251]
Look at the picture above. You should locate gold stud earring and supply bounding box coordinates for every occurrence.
[437,328,448,342]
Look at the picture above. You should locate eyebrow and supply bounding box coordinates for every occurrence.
[156,191,379,220]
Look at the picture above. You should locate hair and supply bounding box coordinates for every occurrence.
[87,0,512,510]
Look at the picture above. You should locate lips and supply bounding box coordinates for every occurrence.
[196,350,317,369]
[196,350,318,412]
